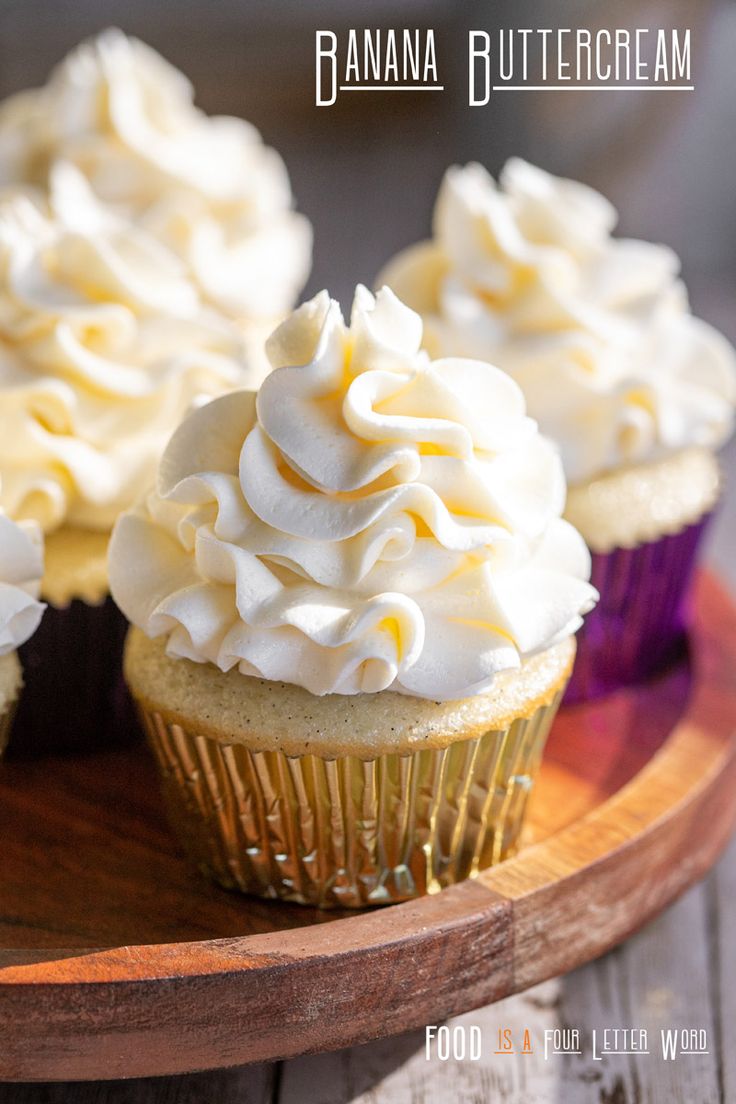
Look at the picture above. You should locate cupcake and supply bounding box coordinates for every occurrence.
[0,28,312,384]
[109,286,596,906]
[380,159,736,699]
[0,167,254,752]
[0,507,44,753]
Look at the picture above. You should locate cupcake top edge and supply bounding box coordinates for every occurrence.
[378,158,736,487]
[0,506,45,655]
[123,627,576,758]
[565,445,721,553]
[109,285,597,702]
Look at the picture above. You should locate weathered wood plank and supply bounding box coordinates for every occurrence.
[539,956,639,1103]
[0,1065,275,1104]
[712,832,736,1103]
[614,878,720,1103]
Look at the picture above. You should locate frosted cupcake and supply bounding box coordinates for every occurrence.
[0,167,252,751]
[0,508,44,754]
[0,28,312,384]
[380,160,736,700]
[110,286,596,906]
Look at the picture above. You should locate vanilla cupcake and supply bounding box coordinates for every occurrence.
[110,287,596,906]
[0,167,253,751]
[0,508,44,753]
[0,28,312,383]
[380,160,736,700]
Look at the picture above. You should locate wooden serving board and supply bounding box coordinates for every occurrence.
[0,572,734,1083]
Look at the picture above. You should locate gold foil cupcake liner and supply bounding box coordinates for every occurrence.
[140,691,563,908]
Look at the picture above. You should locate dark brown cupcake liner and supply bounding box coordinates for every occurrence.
[9,596,139,756]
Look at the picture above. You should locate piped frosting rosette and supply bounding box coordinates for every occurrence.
[0,164,247,533]
[0,507,44,655]
[110,286,596,700]
[0,28,312,326]
[380,159,736,484]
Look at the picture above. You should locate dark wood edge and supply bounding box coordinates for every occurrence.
[0,572,734,1080]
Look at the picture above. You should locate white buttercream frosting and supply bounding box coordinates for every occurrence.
[380,159,736,484]
[0,507,44,654]
[0,28,312,327]
[0,165,249,533]
[109,286,596,700]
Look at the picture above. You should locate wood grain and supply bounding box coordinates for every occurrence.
[712,831,736,1103]
[0,572,734,1082]
[0,743,344,950]
[616,877,720,1102]
[277,839,736,1103]
[278,865,733,1104]
[0,1066,275,1104]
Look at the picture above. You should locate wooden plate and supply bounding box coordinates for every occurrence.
[0,571,734,1083]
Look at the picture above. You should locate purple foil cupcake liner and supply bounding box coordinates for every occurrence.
[565,513,712,703]
[9,597,139,756]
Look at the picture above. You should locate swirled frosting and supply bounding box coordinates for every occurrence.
[109,286,596,700]
[0,508,44,654]
[380,159,736,484]
[0,164,248,533]
[0,28,312,327]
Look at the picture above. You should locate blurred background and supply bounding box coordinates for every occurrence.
[0,0,734,566]
[0,0,733,317]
